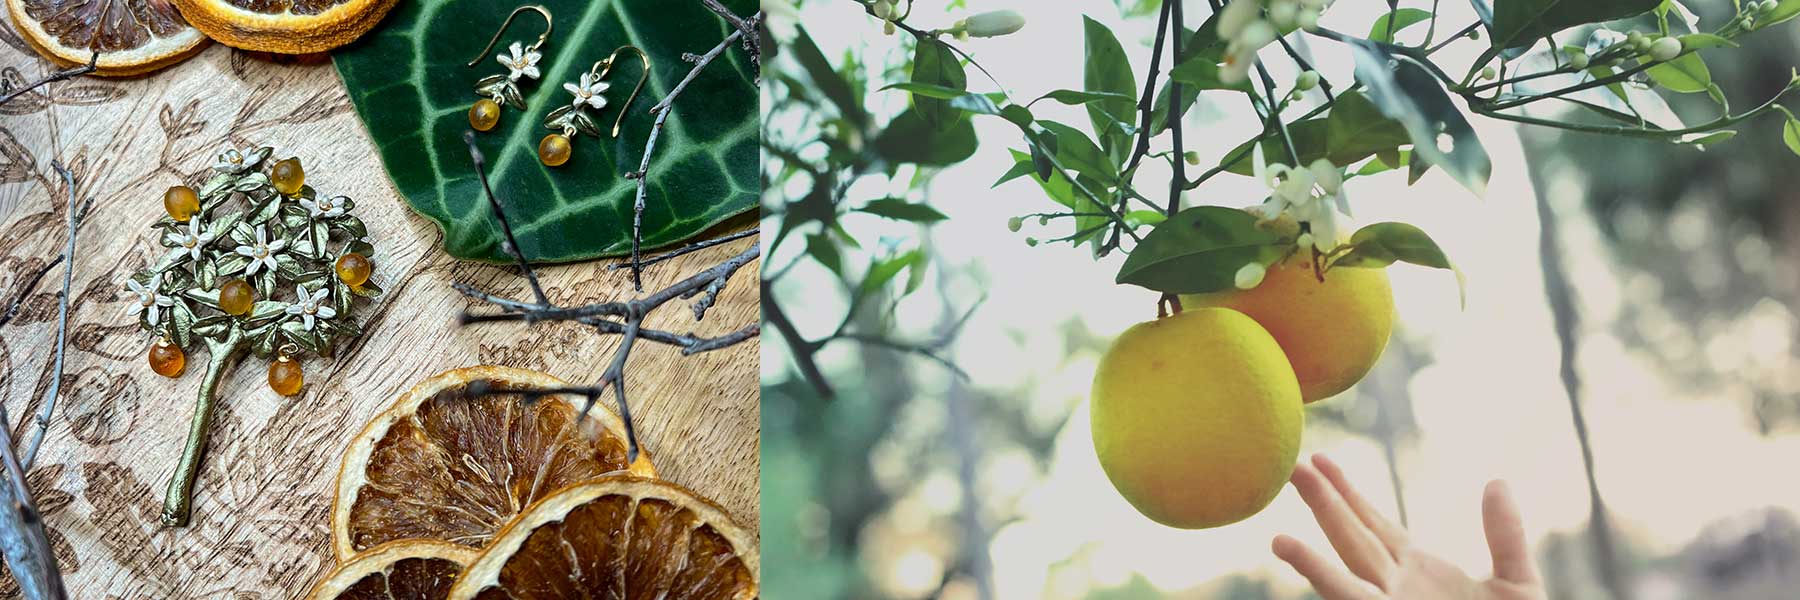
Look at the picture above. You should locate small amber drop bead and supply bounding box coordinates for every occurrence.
[538,134,572,167]
[148,340,185,378]
[335,253,373,287]
[219,278,255,316]
[469,99,502,131]
[271,158,305,196]
[163,186,200,221]
[268,357,303,396]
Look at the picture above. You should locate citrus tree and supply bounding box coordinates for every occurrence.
[764,0,1800,596]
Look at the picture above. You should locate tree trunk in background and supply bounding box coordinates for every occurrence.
[1530,157,1631,600]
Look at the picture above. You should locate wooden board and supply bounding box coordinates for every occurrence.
[0,29,760,599]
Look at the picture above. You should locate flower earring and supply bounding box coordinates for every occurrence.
[467,5,553,133]
[538,45,650,167]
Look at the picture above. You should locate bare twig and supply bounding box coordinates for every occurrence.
[0,255,60,328]
[463,131,549,307]
[0,425,64,599]
[630,20,755,291]
[457,133,760,463]
[0,52,97,107]
[22,162,89,470]
[610,228,757,272]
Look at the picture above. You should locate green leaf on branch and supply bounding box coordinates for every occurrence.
[1672,130,1736,149]
[1332,222,1465,306]
[333,0,759,262]
[1148,80,1200,135]
[912,38,969,131]
[873,109,979,166]
[1676,33,1736,50]
[1369,8,1433,43]
[1034,90,1138,107]
[1489,0,1661,51]
[1645,53,1712,93]
[861,250,927,296]
[1763,0,1800,28]
[1348,42,1492,196]
[806,233,842,274]
[860,198,949,222]
[789,26,866,127]
[882,82,967,99]
[1115,206,1285,295]
[1037,121,1118,184]
[1782,112,1800,157]
[1008,149,1107,249]
[1083,16,1138,157]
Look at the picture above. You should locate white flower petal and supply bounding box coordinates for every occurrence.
[520,65,540,80]
[564,82,582,96]
[155,296,174,307]
[244,260,262,276]
[303,313,315,331]
[316,305,336,320]
[236,246,257,257]
[286,304,304,316]
[146,308,161,327]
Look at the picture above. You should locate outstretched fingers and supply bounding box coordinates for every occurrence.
[1312,453,1410,559]
[1291,458,1397,589]
[1482,480,1541,585]
[1272,535,1381,600]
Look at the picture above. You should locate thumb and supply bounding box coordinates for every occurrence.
[1482,480,1539,584]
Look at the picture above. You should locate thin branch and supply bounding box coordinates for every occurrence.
[1122,0,1174,175]
[24,161,91,471]
[462,131,549,307]
[1167,0,1188,216]
[609,228,757,272]
[0,255,60,328]
[0,52,97,107]
[632,20,755,291]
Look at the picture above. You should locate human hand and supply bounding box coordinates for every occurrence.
[1271,454,1549,600]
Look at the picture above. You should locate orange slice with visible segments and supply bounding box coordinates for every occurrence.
[173,0,396,54]
[6,0,209,76]
[331,366,654,561]
[306,539,475,600]
[447,475,760,600]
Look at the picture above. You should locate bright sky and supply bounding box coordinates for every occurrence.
[768,1,1800,597]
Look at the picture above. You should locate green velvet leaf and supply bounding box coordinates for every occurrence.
[333,0,759,263]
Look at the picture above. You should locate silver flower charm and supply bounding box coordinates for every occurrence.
[285,285,336,331]
[564,72,611,110]
[166,216,216,262]
[233,225,286,276]
[124,272,175,328]
[299,195,347,219]
[498,41,542,82]
[212,146,262,174]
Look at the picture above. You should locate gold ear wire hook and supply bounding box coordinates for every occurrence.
[466,5,554,67]
[591,45,650,138]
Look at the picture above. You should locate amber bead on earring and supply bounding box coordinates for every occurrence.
[271,158,305,196]
[164,185,200,221]
[149,338,185,378]
[269,353,303,396]
[538,134,572,167]
[335,253,373,287]
[219,278,255,316]
[470,99,502,132]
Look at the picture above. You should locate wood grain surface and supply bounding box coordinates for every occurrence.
[0,23,760,599]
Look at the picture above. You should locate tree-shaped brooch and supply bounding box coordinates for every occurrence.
[124,146,383,526]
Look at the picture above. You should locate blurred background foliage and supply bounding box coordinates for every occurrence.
[761,1,1800,598]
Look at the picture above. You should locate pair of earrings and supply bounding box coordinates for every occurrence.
[465,5,651,167]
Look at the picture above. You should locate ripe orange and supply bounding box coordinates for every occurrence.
[1091,308,1304,529]
[331,366,654,561]
[1184,255,1395,402]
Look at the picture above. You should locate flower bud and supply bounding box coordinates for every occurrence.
[885,20,895,35]
[1467,28,1481,40]
[1479,66,1496,80]
[1569,51,1590,69]
[1235,262,1268,290]
[1239,20,1278,52]
[1007,216,1023,232]
[1185,151,1201,165]
[1649,36,1682,61]
[1039,215,1051,226]
[872,0,892,20]
[1297,8,1320,31]
[1025,237,1039,247]
[1296,70,1320,91]
[964,10,1026,38]
[1295,232,1314,251]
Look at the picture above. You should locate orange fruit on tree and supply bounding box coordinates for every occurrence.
[331,366,654,561]
[1183,254,1395,403]
[6,0,209,76]
[1091,308,1304,529]
[447,474,760,600]
[173,0,398,54]
[305,539,475,600]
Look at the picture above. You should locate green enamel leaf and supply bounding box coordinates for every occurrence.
[333,0,759,263]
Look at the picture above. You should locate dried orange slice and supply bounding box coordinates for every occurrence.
[306,539,475,600]
[331,366,654,561]
[447,475,760,600]
[173,0,397,54]
[5,0,209,76]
